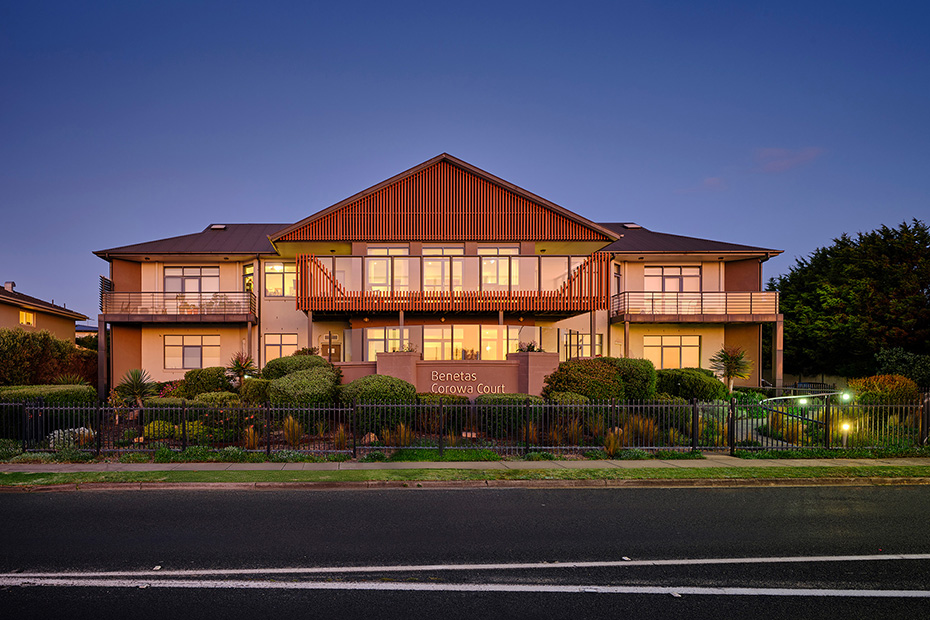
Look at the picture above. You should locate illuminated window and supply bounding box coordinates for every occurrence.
[365,327,410,361]
[643,266,701,292]
[164,335,221,369]
[19,311,35,327]
[366,246,410,292]
[264,263,296,297]
[643,335,701,369]
[478,246,519,290]
[264,333,298,362]
[243,264,254,292]
[165,266,219,293]
[562,332,603,359]
[423,246,464,292]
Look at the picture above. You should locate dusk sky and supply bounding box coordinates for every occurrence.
[2,1,928,324]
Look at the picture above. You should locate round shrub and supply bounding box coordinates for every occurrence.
[600,358,657,399]
[341,375,417,404]
[475,393,545,439]
[541,358,625,401]
[656,368,728,401]
[181,367,233,398]
[194,391,241,407]
[240,378,271,406]
[174,420,210,444]
[546,391,590,405]
[268,367,339,406]
[849,374,920,404]
[144,420,176,440]
[261,355,332,380]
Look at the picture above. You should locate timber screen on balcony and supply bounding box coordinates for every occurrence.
[278,160,609,242]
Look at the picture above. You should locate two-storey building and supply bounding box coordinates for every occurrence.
[95,154,783,396]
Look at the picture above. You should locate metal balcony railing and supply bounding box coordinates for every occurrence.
[610,291,779,317]
[101,291,256,317]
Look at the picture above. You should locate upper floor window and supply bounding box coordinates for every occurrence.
[366,246,410,292]
[367,245,409,256]
[614,264,622,294]
[644,266,700,292]
[423,245,464,292]
[264,263,296,297]
[243,264,254,293]
[19,311,35,327]
[165,267,219,293]
[478,246,520,289]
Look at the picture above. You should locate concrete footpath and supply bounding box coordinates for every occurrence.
[2,454,930,473]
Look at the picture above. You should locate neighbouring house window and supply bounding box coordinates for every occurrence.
[643,335,701,369]
[165,266,220,294]
[164,335,221,369]
[562,332,603,359]
[264,333,298,362]
[243,264,254,293]
[643,266,701,292]
[365,327,410,361]
[264,263,296,297]
[478,246,520,290]
[19,311,35,327]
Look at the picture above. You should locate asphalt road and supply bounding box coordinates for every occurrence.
[2,486,929,619]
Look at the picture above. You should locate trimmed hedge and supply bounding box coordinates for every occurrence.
[240,378,271,406]
[546,391,590,405]
[0,384,97,404]
[261,355,332,380]
[143,397,187,408]
[656,368,728,401]
[341,375,417,404]
[601,358,657,399]
[541,358,625,400]
[849,374,920,404]
[475,393,545,439]
[268,367,339,406]
[0,329,73,385]
[193,391,241,407]
[182,367,233,398]
[416,393,470,406]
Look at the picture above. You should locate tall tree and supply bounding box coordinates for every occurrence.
[769,219,930,377]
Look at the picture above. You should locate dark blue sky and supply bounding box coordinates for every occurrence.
[2,1,928,322]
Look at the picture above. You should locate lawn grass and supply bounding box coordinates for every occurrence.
[2,465,930,487]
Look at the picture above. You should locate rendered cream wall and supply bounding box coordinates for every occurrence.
[140,325,249,382]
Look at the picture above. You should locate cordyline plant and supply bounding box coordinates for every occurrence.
[227,351,258,388]
[116,369,157,422]
[709,347,753,392]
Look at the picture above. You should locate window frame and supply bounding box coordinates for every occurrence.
[164,334,221,370]
[264,333,298,362]
[19,310,35,327]
[642,335,701,369]
[264,262,297,297]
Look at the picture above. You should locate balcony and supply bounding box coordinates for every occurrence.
[610,291,779,323]
[100,291,257,323]
[297,253,611,315]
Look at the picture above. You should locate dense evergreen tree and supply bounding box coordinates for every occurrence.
[769,219,930,377]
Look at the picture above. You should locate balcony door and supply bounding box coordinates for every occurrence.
[164,267,219,313]
[643,266,700,313]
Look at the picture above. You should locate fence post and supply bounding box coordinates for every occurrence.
[95,402,103,456]
[728,397,736,456]
[265,406,272,458]
[691,398,699,452]
[351,401,358,459]
[181,400,188,451]
[438,400,445,457]
[22,401,30,453]
[824,397,832,450]
[524,398,531,455]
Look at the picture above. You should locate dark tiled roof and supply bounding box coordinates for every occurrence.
[598,223,781,255]
[94,224,288,257]
[0,287,88,321]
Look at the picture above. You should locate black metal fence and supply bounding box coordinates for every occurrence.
[1,395,927,457]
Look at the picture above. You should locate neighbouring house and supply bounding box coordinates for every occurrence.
[0,281,88,342]
[94,154,784,397]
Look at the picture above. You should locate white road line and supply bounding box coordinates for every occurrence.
[2,577,930,598]
[4,553,930,579]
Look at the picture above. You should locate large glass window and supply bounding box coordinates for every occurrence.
[365,327,410,360]
[422,245,464,292]
[562,332,603,359]
[423,325,453,361]
[478,246,520,290]
[264,333,298,362]
[643,266,701,292]
[165,267,219,293]
[164,335,221,369]
[366,246,409,293]
[264,263,296,297]
[643,335,701,369]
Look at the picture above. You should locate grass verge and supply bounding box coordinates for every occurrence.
[2,465,930,486]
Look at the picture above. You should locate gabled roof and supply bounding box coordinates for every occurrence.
[0,286,88,321]
[598,223,782,256]
[271,154,619,243]
[94,224,288,259]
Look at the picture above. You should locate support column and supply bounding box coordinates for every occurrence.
[775,315,784,392]
[623,320,630,358]
[97,317,108,400]
[498,310,504,325]
[306,311,313,351]
[589,311,596,357]
[247,322,253,358]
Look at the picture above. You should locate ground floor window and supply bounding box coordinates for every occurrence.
[366,327,410,360]
[643,335,700,369]
[164,335,221,369]
[265,333,298,362]
[562,332,603,359]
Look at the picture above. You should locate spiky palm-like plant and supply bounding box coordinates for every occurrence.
[117,369,157,408]
[709,346,754,392]
[227,351,258,388]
